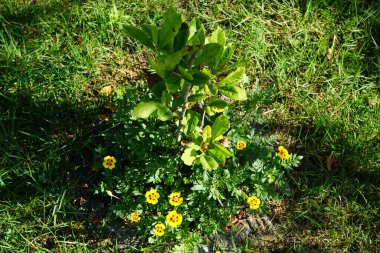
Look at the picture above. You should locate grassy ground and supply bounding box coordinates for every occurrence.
[1,0,379,252]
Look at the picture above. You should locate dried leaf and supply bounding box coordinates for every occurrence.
[327,48,333,59]
[105,103,116,112]
[99,114,110,122]
[100,85,113,96]
[326,152,336,172]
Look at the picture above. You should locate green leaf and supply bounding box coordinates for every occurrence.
[218,67,245,87]
[142,24,159,47]
[181,148,197,166]
[208,99,227,108]
[165,74,183,93]
[158,51,182,70]
[188,94,206,102]
[148,55,165,77]
[199,155,219,170]
[159,6,182,51]
[188,18,205,46]
[202,125,212,144]
[216,44,234,69]
[124,25,155,49]
[207,148,226,164]
[204,84,218,96]
[161,90,172,105]
[190,70,211,85]
[208,27,226,46]
[191,183,206,191]
[211,115,230,140]
[178,66,194,81]
[174,22,190,51]
[193,43,223,66]
[219,85,247,100]
[132,102,161,119]
[157,106,173,121]
[213,144,232,158]
[184,111,200,136]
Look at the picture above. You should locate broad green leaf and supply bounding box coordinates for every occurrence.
[207,27,226,46]
[178,66,194,81]
[213,144,232,158]
[142,24,159,47]
[188,94,206,102]
[207,148,226,165]
[208,99,227,108]
[199,155,219,170]
[161,90,172,106]
[211,115,230,140]
[148,55,165,77]
[157,106,173,121]
[124,25,155,49]
[159,6,182,51]
[193,43,223,66]
[218,67,245,87]
[205,105,215,116]
[174,22,190,51]
[190,70,211,85]
[181,148,197,166]
[158,51,182,70]
[219,85,247,100]
[165,74,183,93]
[204,84,218,96]
[202,125,212,144]
[184,111,200,136]
[132,102,161,119]
[188,18,205,46]
[216,44,234,69]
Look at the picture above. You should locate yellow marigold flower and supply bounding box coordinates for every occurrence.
[216,251,222,253]
[145,189,160,205]
[166,210,183,228]
[236,140,247,150]
[212,107,224,113]
[277,146,290,160]
[247,196,261,210]
[169,192,183,206]
[103,155,116,169]
[154,223,166,237]
[130,212,140,222]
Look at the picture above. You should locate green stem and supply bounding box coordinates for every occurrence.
[175,82,193,142]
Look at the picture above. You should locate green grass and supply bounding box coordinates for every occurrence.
[1,0,379,252]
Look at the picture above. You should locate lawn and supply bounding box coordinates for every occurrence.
[1,0,379,252]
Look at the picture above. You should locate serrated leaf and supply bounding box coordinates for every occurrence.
[159,6,182,51]
[199,155,219,170]
[181,148,197,166]
[157,106,172,121]
[208,27,226,46]
[219,85,247,100]
[211,115,230,140]
[124,25,155,49]
[218,67,245,87]
[132,102,161,119]
[142,24,159,47]
[202,125,212,144]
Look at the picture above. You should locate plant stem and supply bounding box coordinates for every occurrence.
[175,82,192,142]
